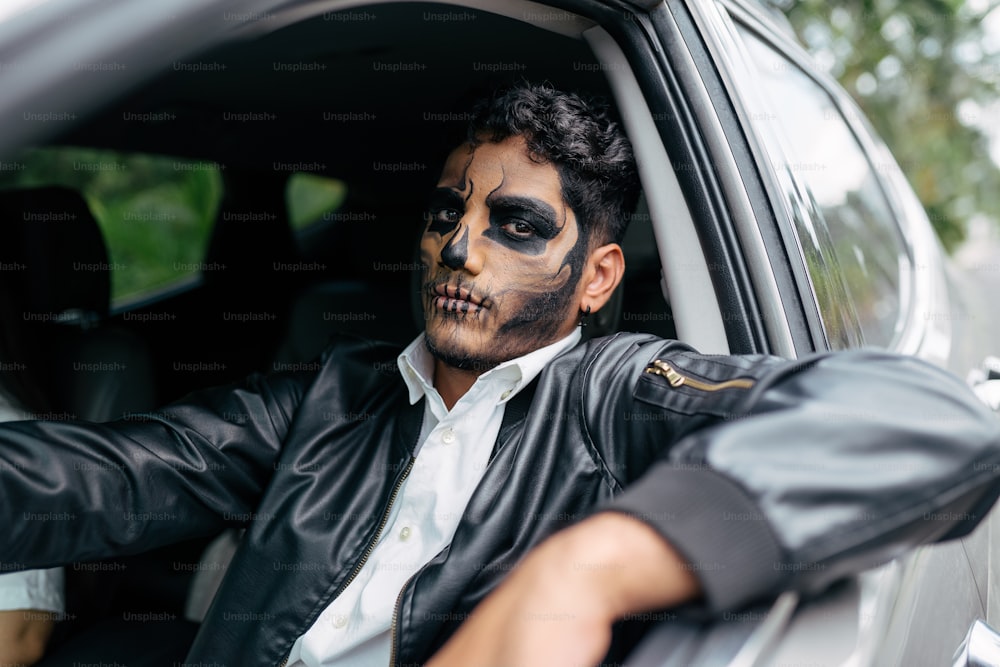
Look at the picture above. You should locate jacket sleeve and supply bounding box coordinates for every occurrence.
[591,337,1000,613]
[0,364,314,570]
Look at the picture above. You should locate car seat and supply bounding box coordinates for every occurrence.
[0,185,199,662]
[0,185,155,420]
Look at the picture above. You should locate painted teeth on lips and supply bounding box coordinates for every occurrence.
[432,284,485,313]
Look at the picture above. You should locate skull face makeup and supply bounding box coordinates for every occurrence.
[420,136,590,373]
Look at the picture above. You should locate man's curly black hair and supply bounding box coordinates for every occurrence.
[466,81,640,246]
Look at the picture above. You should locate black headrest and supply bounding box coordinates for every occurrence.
[0,185,110,322]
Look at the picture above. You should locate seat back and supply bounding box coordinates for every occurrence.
[0,185,205,653]
[272,192,422,364]
[0,185,155,420]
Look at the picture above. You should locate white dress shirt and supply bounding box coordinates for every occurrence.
[0,567,64,614]
[0,394,65,614]
[286,328,582,667]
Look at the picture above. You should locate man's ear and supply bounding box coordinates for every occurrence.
[580,243,625,314]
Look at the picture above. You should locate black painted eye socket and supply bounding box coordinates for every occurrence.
[426,208,461,224]
[501,219,537,240]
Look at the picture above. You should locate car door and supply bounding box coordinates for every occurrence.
[647,1,1000,666]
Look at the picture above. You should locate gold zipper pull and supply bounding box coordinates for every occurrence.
[645,359,755,391]
[646,359,686,387]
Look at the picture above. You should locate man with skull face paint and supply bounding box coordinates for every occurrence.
[416,138,697,664]
[421,135,608,401]
[0,82,997,667]
[416,93,684,666]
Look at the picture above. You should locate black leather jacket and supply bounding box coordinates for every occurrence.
[2,333,1000,666]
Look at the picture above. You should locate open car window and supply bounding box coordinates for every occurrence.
[0,147,222,309]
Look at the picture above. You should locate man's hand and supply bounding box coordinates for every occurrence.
[425,512,701,667]
[0,609,56,665]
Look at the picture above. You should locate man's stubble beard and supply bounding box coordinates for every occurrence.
[421,215,592,373]
[423,277,580,373]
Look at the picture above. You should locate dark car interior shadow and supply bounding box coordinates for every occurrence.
[0,2,677,662]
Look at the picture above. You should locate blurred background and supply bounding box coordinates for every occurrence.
[765,0,1000,264]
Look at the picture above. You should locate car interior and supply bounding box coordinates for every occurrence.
[0,1,704,660]
[8,1,1000,665]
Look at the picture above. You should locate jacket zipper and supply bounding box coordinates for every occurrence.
[645,359,755,390]
[387,571,414,666]
[387,532,455,665]
[277,456,416,667]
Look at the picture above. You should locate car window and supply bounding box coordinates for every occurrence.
[731,24,913,350]
[286,172,347,231]
[285,172,349,255]
[0,147,222,310]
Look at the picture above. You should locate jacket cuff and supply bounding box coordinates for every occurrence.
[605,463,788,613]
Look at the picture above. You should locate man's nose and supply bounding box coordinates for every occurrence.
[440,224,469,270]
[439,215,484,273]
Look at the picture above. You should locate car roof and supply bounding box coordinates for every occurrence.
[63,6,611,195]
[0,1,626,175]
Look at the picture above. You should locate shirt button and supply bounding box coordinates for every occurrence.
[399,526,412,541]
[441,429,455,444]
[332,614,348,629]
[500,389,512,400]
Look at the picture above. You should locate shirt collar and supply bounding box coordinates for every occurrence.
[397,328,583,409]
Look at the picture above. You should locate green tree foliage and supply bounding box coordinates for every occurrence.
[766,0,1000,251]
[0,148,222,305]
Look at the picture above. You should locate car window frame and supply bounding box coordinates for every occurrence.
[654,0,813,358]
[716,0,942,358]
[733,21,914,350]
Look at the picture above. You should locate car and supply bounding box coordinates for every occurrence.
[1,0,999,665]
